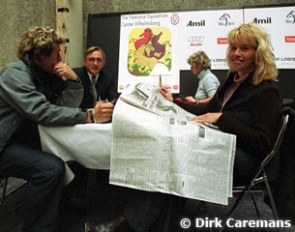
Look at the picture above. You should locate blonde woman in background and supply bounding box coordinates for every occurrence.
[185,50,220,103]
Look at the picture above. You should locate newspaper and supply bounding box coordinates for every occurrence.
[110,83,236,205]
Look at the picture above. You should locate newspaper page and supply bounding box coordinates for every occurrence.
[110,83,236,205]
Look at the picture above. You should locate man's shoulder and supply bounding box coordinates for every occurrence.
[73,66,86,74]
[6,60,27,70]
[73,66,88,81]
[1,60,30,77]
[99,69,115,80]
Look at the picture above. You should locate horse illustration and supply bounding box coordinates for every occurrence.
[133,44,158,70]
[133,28,153,50]
[148,32,171,60]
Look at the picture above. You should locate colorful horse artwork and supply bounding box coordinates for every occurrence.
[133,28,153,50]
[133,44,158,71]
[128,28,172,76]
[148,32,171,60]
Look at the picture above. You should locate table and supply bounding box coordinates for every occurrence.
[38,123,112,183]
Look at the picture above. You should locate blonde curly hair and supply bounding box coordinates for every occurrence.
[187,51,211,70]
[226,23,278,85]
[17,26,65,59]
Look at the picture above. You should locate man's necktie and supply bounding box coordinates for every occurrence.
[90,76,97,106]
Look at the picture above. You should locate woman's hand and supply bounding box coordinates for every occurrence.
[160,88,173,102]
[191,112,222,124]
[185,96,196,103]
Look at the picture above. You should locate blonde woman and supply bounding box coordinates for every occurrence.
[185,50,220,103]
[162,23,282,185]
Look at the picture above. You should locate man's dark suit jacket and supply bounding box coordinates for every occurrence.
[73,67,119,108]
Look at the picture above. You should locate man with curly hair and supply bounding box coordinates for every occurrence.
[0,26,114,232]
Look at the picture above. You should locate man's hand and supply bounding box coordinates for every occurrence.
[92,101,114,123]
[53,62,78,81]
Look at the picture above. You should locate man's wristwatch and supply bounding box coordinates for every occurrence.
[87,109,96,123]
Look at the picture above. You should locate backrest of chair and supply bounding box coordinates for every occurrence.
[260,113,289,169]
[0,177,8,205]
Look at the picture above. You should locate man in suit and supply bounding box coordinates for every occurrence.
[68,46,118,215]
[74,46,119,108]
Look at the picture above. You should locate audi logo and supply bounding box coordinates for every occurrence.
[188,36,205,43]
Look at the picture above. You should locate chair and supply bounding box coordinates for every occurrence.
[275,106,295,222]
[0,176,8,205]
[0,153,8,205]
[218,113,289,232]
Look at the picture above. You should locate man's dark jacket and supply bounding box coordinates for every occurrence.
[73,67,119,108]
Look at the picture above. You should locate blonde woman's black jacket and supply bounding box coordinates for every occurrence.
[176,72,283,159]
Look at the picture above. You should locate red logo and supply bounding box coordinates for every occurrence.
[163,85,171,90]
[173,85,179,90]
[285,36,295,43]
[217,38,228,44]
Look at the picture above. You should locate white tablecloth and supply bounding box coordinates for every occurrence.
[38,123,112,183]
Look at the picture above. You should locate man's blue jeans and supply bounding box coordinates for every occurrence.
[0,144,65,232]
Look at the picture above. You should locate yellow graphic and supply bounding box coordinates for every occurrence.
[128,27,172,76]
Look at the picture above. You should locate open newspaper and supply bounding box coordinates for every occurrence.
[110,83,236,205]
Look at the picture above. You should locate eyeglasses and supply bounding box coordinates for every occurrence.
[87,58,103,63]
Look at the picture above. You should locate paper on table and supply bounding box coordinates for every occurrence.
[110,83,236,205]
